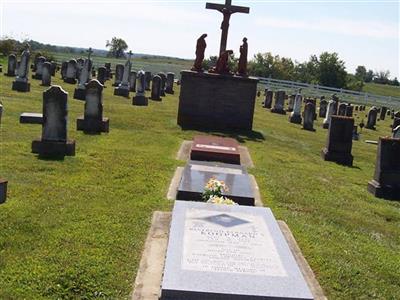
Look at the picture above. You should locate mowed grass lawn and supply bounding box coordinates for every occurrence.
[0,65,399,299]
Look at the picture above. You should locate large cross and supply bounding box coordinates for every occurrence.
[127,50,133,60]
[206,0,249,55]
[87,47,93,60]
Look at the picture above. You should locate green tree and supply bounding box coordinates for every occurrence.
[373,70,390,84]
[317,52,347,88]
[365,69,374,82]
[0,38,17,55]
[106,37,128,58]
[355,65,367,81]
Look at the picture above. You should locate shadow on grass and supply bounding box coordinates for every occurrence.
[181,127,265,143]
[36,155,66,161]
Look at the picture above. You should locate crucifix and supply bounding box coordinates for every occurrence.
[87,47,93,60]
[206,0,249,55]
[127,50,133,60]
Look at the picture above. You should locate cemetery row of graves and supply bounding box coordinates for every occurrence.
[0,48,399,299]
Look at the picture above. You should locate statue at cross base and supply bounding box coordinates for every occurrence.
[237,37,248,76]
[191,34,208,72]
[209,50,234,75]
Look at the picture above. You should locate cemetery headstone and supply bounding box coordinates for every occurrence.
[41,62,52,86]
[150,75,162,101]
[20,112,43,124]
[77,79,109,133]
[165,72,175,94]
[352,125,359,141]
[32,56,46,80]
[0,178,7,204]
[114,51,132,97]
[331,94,339,115]
[50,61,57,76]
[271,90,286,114]
[366,107,378,130]
[12,45,31,92]
[393,113,400,131]
[380,106,387,121]
[74,58,92,100]
[145,71,152,91]
[176,160,255,206]
[104,62,112,80]
[76,58,85,80]
[61,61,68,79]
[287,94,295,112]
[161,201,314,300]
[345,104,353,117]
[321,115,354,166]
[158,72,167,96]
[97,67,106,85]
[129,71,137,92]
[190,135,241,164]
[393,126,400,138]
[303,102,316,131]
[132,70,148,106]
[322,100,335,129]
[31,86,75,157]
[338,103,347,116]
[6,54,16,76]
[64,59,78,84]
[289,94,302,124]
[113,64,124,87]
[263,90,273,109]
[367,137,400,200]
[319,99,328,118]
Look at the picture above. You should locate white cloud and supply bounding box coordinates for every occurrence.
[255,16,398,39]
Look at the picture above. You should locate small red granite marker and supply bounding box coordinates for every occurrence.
[190,135,241,165]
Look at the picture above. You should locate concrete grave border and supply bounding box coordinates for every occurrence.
[131,211,326,300]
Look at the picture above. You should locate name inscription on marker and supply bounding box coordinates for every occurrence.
[182,208,287,277]
[195,143,237,152]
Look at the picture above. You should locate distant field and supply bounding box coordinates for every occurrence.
[363,82,400,98]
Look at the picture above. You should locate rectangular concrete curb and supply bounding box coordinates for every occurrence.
[166,167,184,200]
[249,174,263,207]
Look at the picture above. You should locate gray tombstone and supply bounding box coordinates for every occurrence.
[271,90,286,114]
[64,59,78,84]
[76,58,84,80]
[132,70,148,106]
[287,94,295,112]
[61,61,68,79]
[289,94,302,124]
[158,72,166,96]
[77,79,109,133]
[32,56,46,80]
[263,90,273,109]
[104,62,112,80]
[338,103,347,116]
[97,67,106,85]
[145,71,152,91]
[41,62,52,86]
[129,71,137,92]
[380,107,387,121]
[322,100,335,129]
[113,64,124,87]
[6,54,16,76]
[74,58,91,100]
[393,126,400,138]
[150,75,162,101]
[319,99,328,118]
[303,102,316,131]
[114,53,132,97]
[12,46,31,92]
[50,61,57,76]
[366,107,378,130]
[345,104,353,117]
[165,72,175,94]
[31,86,75,157]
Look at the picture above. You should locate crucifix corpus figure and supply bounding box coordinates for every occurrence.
[191,33,208,72]
[206,0,249,55]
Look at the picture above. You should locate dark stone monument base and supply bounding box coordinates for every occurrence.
[77,117,109,133]
[150,96,162,101]
[114,87,130,97]
[365,125,376,130]
[132,95,148,106]
[321,148,353,166]
[32,139,76,157]
[165,88,174,94]
[303,126,316,132]
[177,70,258,131]
[289,114,302,124]
[32,74,42,80]
[12,81,30,92]
[64,78,77,84]
[367,180,400,200]
[20,113,43,124]
[271,108,287,115]
[112,82,120,87]
[73,88,86,100]
[5,73,15,77]
[0,178,8,204]
[322,122,329,129]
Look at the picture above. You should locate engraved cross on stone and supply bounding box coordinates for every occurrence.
[206,0,249,55]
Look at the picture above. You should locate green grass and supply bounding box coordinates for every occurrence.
[0,65,400,299]
[363,82,400,98]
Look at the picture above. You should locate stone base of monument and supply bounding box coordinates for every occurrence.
[32,74,42,80]
[114,87,130,97]
[150,95,162,101]
[32,139,76,157]
[130,87,136,93]
[64,78,77,84]
[271,107,287,115]
[77,117,109,133]
[5,72,15,77]
[12,81,30,92]
[132,95,148,106]
[112,82,120,87]
[321,148,353,166]
[365,125,376,130]
[165,88,174,95]
[367,180,400,200]
[177,70,258,131]
[20,113,43,124]
[289,114,302,124]
[322,122,330,129]
[0,178,8,204]
[73,88,86,101]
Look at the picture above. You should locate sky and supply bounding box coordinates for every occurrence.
[1,0,399,78]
